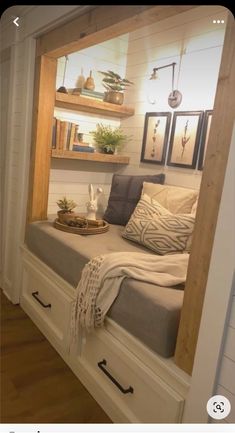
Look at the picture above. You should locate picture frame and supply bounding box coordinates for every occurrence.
[167,111,204,169]
[140,112,171,165]
[198,110,213,170]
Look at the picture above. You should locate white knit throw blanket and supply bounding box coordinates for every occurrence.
[70,251,189,338]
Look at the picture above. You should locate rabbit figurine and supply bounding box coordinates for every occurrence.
[86,184,103,220]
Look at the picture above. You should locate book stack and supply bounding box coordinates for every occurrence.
[51,117,92,151]
[68,88,104,100]
[73,144,94,153]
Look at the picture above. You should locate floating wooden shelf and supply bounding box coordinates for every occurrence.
[51,150,130,164]
[55,92,135,118]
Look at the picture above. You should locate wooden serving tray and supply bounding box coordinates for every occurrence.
[54,219,109,235]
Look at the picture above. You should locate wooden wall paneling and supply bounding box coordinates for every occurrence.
[27,52,57,222]
[174,12,235,375]
[36,5,196,58]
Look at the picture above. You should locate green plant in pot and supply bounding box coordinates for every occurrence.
[56,196,77,224]
[91,123,129,154]
[99,70,134,105]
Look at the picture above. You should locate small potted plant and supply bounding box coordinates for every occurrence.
[99,70,134,105]
[90,123,129,154]
[56,196,77,224]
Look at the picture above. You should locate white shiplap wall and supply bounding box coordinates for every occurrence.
[119,6,226,188]
[0,53,11,283]
[1,39,26,298]
[56,37,129,93]
[48,6,226,215]
[48,35,129,215]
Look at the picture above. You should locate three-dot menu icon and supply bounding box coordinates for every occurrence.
[212,19,225,24]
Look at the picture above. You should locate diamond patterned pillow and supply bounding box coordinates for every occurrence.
[122,194,195,255]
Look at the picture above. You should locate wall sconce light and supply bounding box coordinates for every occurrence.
[148,62,182,108]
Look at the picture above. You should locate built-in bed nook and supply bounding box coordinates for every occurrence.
[21,5,234,423]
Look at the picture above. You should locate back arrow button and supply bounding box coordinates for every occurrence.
[13,17,19,27]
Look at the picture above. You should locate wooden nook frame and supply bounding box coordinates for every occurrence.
[27,5,235,375]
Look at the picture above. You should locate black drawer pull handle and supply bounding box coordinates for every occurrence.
[32,291,51,309]
[97,359,134,394]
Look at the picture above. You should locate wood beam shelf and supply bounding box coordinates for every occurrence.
[55,92,135,118]
[51,150,130,164]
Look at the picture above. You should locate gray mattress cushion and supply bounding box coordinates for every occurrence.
[25,220,150,287]
[107,279,183,357]
[25,220,184,357]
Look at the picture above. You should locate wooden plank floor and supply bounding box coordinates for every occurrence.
[0,290,111,423]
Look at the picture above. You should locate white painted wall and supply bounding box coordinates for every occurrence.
[182,123,235,423]
[56,36,129,93]
[0,52,11,285]
[214,280,235,424]
[0,37,27,300]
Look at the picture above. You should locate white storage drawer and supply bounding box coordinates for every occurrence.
[80,330,184,423]
[21,260,72,352]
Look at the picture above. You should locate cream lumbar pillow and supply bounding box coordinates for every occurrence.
[122,194,195,255]
[129,193,170,220]
[142,182,198,214]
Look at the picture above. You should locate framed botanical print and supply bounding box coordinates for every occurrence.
[140,112,171,165]
[198,110,213,170]
[167,111,204,169]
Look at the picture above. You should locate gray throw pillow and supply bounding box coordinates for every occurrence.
[103,173,165,225]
